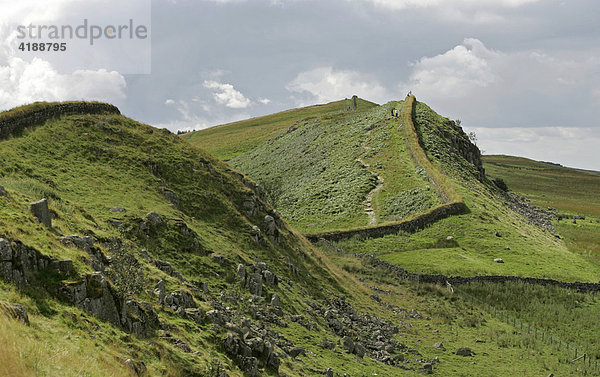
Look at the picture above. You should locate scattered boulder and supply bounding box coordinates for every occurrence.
[455,347,472,356]
[324,368,334,377]
[271,294,281,307]
[288,346,306,358]
[145,211,162,225]
[423,362,433,374]
[29,198,51,227]
[109,206,125,213]
[432,342,445,350]
[264,215,280,244]
[493,258,504,263]
[342,335,355,353]
[446,236,454,241]
[154,280,166,303]
[247,272,263,297]
[250,226,263,244]
[0,184,7,197]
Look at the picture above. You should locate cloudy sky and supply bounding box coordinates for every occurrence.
[1,0,600,170]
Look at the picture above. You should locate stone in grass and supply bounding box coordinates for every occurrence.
[455,347,473,356]
[494,258,504,263]
[29,198,51,227]
[0,184,7,197]
[432,341,445,350]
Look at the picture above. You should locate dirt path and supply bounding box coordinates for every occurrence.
[357,130,385,225]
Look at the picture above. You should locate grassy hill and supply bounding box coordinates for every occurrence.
[187,97,600,282]
[483,155,600,267]
[182,97,378,161]
[1,101,591,376]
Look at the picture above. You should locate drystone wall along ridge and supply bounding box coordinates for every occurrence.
[305,96,468,243]
[0,102,121,140]
[305,201,467,242]
[355,253,600,294]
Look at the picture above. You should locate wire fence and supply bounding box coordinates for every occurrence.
[453,285,599,372]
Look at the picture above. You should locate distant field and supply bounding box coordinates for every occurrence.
[183,98,378,160]
[483,155,600,217]
[484,155,600,265]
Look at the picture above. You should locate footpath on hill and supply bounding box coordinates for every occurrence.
[305,95,466,242]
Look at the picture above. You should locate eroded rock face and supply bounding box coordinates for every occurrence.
[30,198,51,227]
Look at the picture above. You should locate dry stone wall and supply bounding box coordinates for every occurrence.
[0,102,120,140]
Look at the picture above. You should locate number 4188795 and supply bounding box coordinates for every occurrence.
[18,42,67,52]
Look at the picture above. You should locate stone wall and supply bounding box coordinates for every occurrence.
[305,201,467,242]
[356,253,600,294]
[0,102,120,140]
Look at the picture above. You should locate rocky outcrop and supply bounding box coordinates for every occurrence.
[0,237,158,337]
[505,192,555,231]
[0,101,120,140]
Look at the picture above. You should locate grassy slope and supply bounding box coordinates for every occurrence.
[227,101,441,233]
[336,101,600,281]
[483,155,600,217]
[182,98,378,161]
[0,102,593,376]
[0,107,359,376]
[483,155,600,267]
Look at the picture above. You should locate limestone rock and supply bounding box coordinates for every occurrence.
[494,258,504,263]
[109,206,125,212]
[264,215,280,244]
[29,198,51,227]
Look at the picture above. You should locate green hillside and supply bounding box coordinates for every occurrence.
[188,96,600,282]
[483,155,600,266]
[182,97,379,161]
[1,102,589,376]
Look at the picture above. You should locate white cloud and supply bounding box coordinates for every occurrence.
[258,97,271,104]
[203,80,252,108]
[286,66,391,105]
[401,38,600,126]
[0,56,126,110]
[405,38,498,98]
